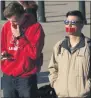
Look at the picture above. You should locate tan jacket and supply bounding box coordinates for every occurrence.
[48,36,91,97]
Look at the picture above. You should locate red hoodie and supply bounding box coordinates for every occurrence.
[1,13,45,77]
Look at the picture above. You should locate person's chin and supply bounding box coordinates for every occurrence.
[67,32,75,35]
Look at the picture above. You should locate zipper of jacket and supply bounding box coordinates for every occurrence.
[67,52,72,96]
[67,50,79,96]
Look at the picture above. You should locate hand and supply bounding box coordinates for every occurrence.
[1,56,8,61]
[11,23,21,38]
[1,52,13,61]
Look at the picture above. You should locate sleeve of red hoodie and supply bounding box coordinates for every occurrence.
[1,23,7,53]
[17,23,45,60]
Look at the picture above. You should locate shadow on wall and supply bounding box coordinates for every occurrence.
[46,20,64,23]
[37,71,49,84]
[46,15,65,18]
[45,3,67,6]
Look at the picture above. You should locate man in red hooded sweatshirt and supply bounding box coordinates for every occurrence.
[1,2,45,98]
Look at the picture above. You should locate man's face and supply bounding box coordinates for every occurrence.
[7,15,24,28]
[64,15,83,35]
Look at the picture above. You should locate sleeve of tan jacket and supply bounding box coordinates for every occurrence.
[88,44,91,95]
[82,41,91,96]
[48,41,61,87]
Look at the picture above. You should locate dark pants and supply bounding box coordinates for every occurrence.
[1,74,38,98]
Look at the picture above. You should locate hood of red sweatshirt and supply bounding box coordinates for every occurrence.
[19,13,36,32]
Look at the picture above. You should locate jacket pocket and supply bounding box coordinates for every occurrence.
[53,78,67,97]
[75,56,86,95]
[53,79,59,95]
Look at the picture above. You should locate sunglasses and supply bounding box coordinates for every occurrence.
[64,20,82,25]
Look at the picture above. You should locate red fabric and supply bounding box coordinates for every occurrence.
[1,13,45,77]
[65,27,76,33]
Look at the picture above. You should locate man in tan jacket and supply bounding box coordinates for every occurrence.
[48,10,91,98]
